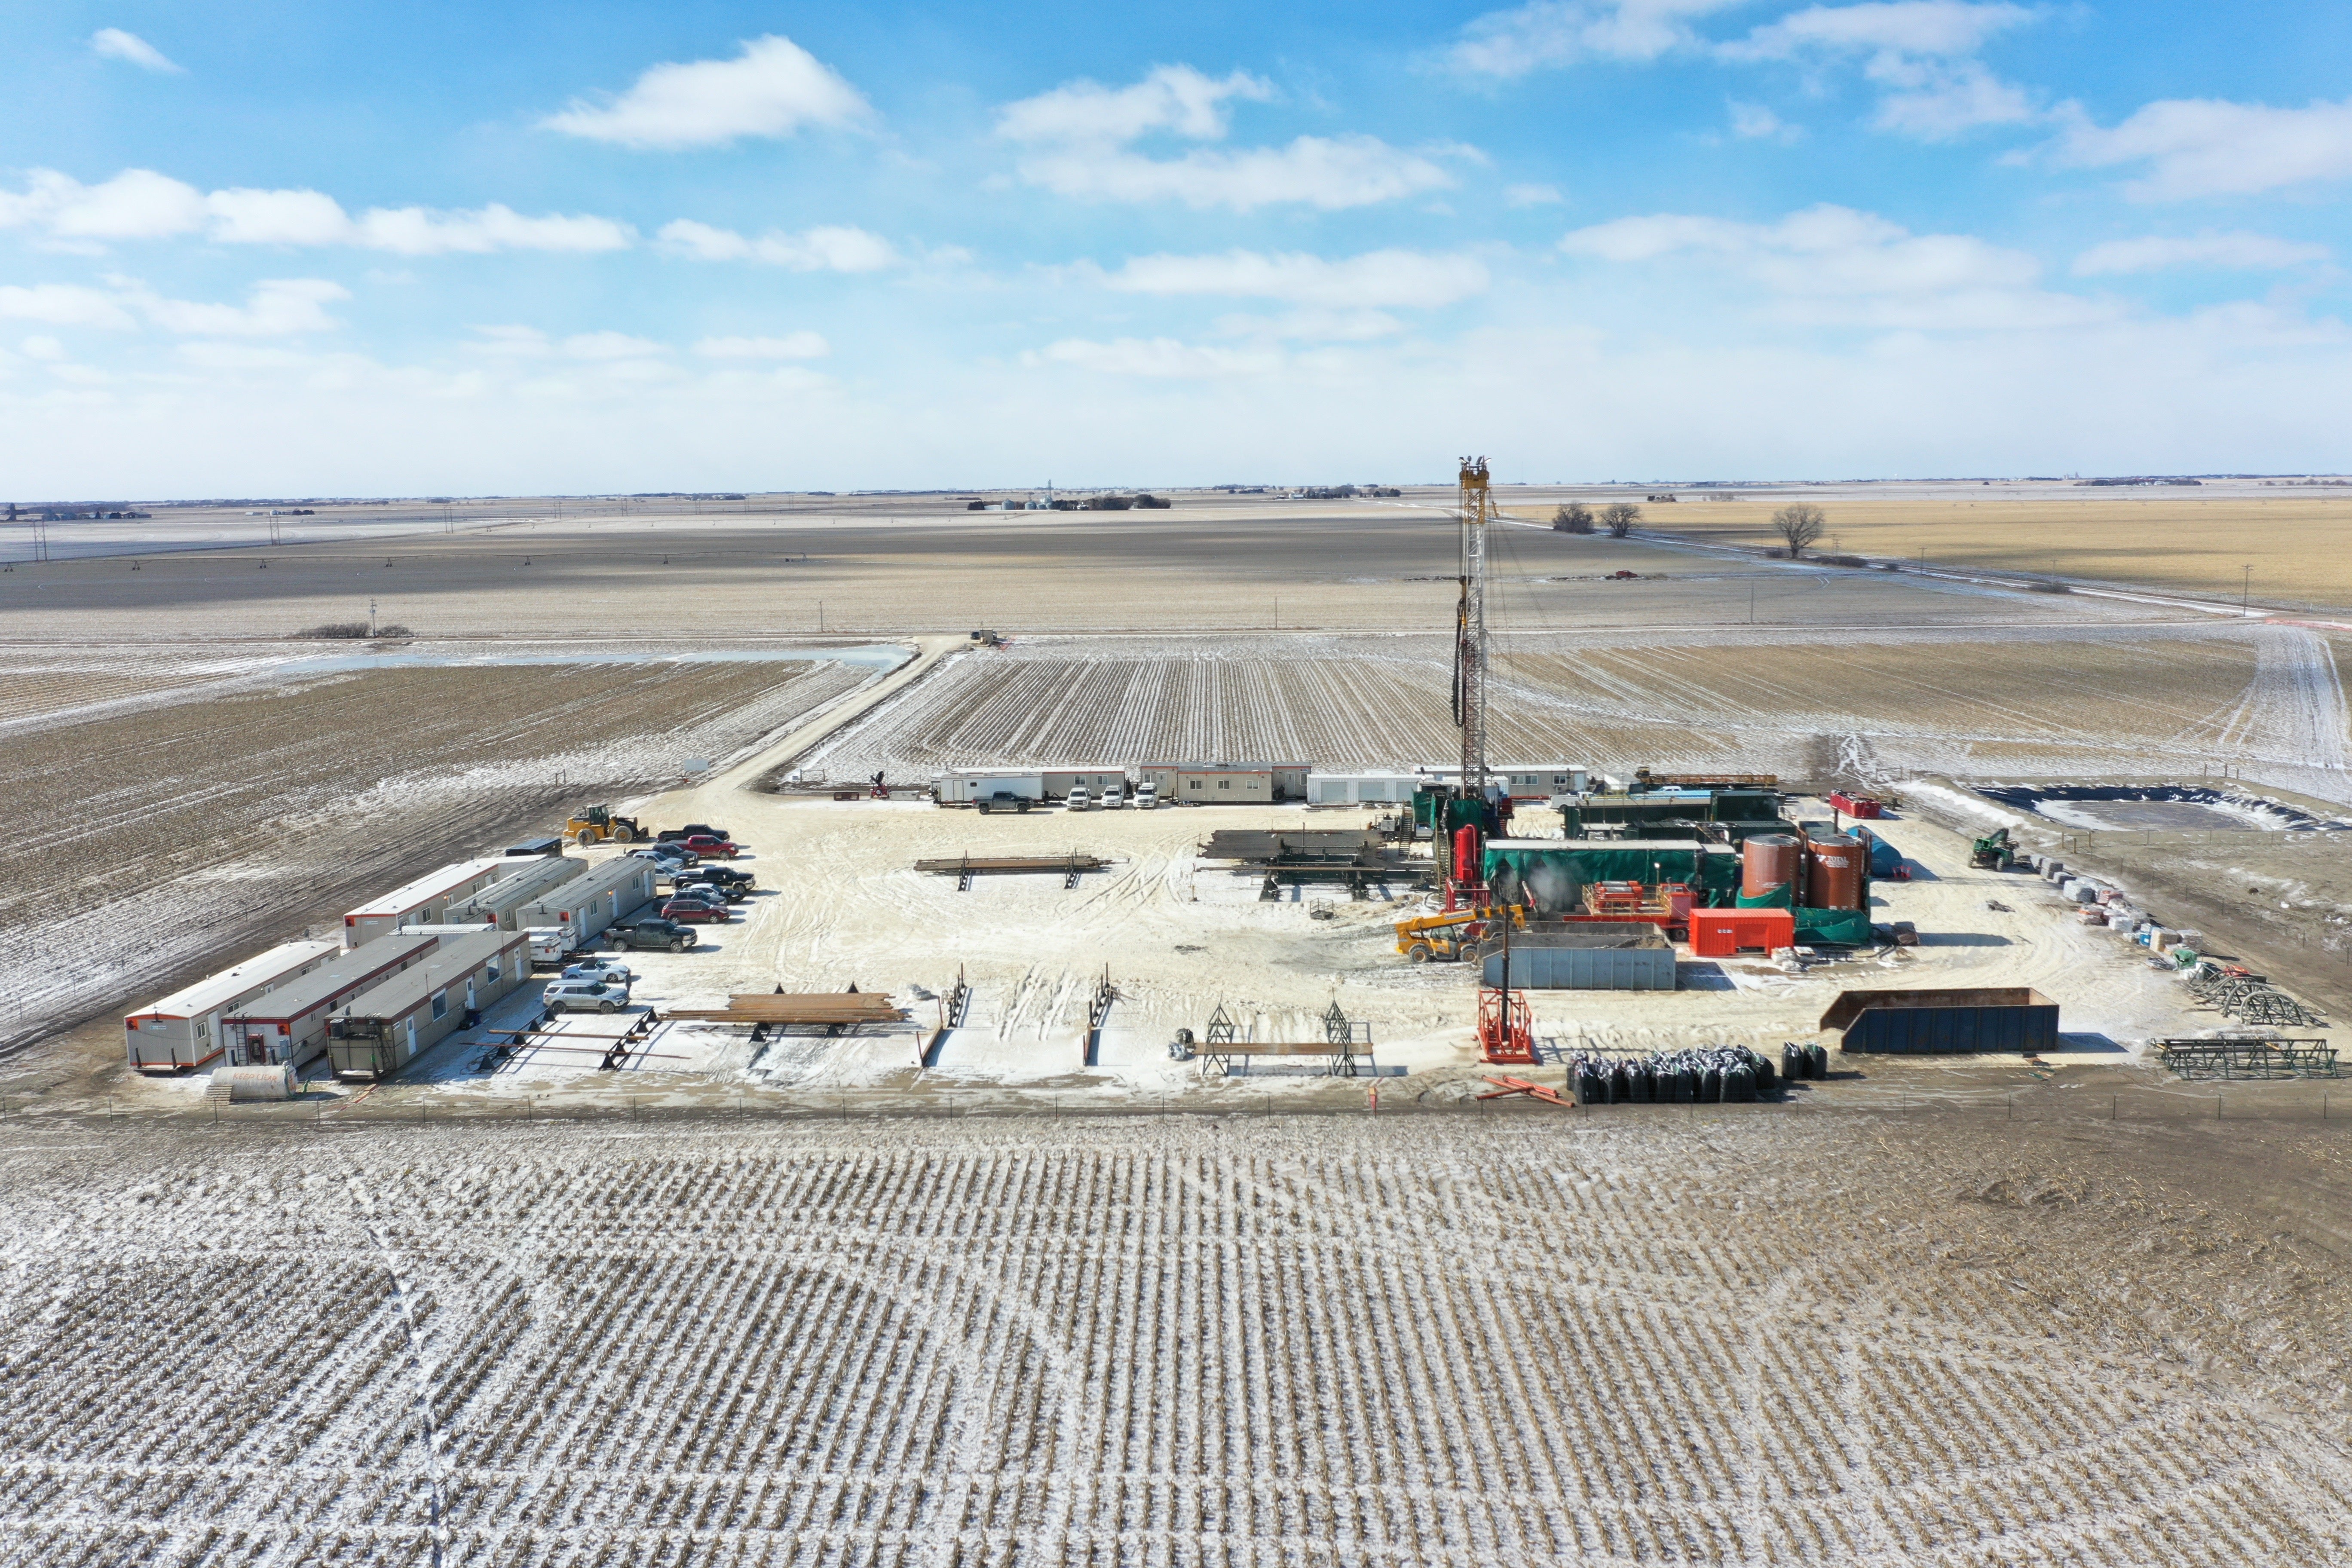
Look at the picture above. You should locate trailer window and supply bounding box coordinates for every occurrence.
[431,990,447,1021]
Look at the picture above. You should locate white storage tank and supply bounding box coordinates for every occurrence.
[214,1064,296,1102]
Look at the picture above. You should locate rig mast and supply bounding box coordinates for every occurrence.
[1453,456,1493,794]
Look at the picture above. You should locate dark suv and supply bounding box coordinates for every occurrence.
[608,919,699,952]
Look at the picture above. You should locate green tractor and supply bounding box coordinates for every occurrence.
[1970,826,2016,870]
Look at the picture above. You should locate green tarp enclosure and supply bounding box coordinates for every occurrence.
[1793,906,1874,946]
[1483,840,1744,913]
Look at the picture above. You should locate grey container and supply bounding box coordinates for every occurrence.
[1482,944,1677,991]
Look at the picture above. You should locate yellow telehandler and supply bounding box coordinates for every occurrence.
[1394,903,1527,963]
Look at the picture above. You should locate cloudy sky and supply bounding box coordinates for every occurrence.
[4,2,2350,494]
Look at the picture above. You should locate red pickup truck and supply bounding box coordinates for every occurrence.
[678,834,743,858]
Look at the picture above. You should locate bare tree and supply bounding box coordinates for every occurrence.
[1772,502,1826,559]
[1599,502,1641,538]
[1552,502,1593,534]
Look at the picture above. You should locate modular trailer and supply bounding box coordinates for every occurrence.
[326,929,532,1080]
[451,854,588,929]
[219,932,447,1067]
[342,857,512,948]
[1135,762,1311,804]
[124,939,341,1072]
[511,856,659,944]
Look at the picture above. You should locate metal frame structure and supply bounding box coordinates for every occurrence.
[1453,456,1493,797]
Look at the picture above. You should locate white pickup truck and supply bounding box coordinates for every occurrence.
[526,927,577,968]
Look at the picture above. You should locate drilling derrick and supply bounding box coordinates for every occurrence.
[1454,456,1492,795]
[1446,456,1497,910]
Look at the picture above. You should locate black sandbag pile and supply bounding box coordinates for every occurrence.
[1568,1045,1785,1106]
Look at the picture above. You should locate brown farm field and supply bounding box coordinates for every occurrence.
[1578,493,2352,610]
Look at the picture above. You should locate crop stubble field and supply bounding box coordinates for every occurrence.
[811,623,2352,804]
[0,653,873,1053]
[0,1115,2346,1566]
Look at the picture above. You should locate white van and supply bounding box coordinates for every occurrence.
[1100,781,1126,809]
[526,927,576,968]
[1066,784,1091,811]
[1134,781,1158,810]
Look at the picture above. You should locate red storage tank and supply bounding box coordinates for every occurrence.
[1805,833,1865,910]
[1742,834,1803,900]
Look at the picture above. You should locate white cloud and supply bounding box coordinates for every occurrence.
[1504,182,1564,205]
[466,325,553,358]
[205,187,361,245]
[1032,336,1284,378]
[997,65,1271,144]
[0,168,210,240]
[1213,309,1405,342]
[997,66,1457,211]
[19,335,66,360]
[541,35,870,150]
[0,168,634,254]
[353,204,634,255]
[655,220,898,271]
[695,332,830,359]
[90,28,182,74]
[2049,97,2352,201]
[116,277,349,336]
[1098,249,1490,308]
[1727,101,1798,140]
[2072,232,2332,276]
[1448,0,1743,76]
[562,331,667,360]
[1722,1,2031,60]
[1721,3,2040,140]
[1018,136,1455,211]
[1559,203,2108,329]
[0,283,138,329]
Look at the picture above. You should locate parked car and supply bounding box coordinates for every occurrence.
[657,823,731,843]
[1134,781,1159,810]
[1100,782,1126,808]
[678,833,742,859]
[607,919,698,952]
[977,790,1032,815]
[674,873,748,902]
[560,958,633,984]
[631,844,699,868]
[542,978,631,1014]
[682,863,754,889]
[660,897,731,924]
[1066,784,1091,811]
[526,927,577,967]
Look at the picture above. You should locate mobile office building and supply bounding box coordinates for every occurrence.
[937,769,1046,805]
[1306,772,1423,805]
[452,855,588,930]
[1038,767,1130,800]
[124,939,341,1072]
[342,857,512,949]
[325,929,531,1081]
[219,931,445,1068]
[1135,762,1312,804]
[511,856,659,944]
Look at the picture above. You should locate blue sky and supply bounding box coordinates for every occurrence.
[3,1,2350,493]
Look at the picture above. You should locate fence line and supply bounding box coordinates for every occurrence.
[5,1085,2341,1134]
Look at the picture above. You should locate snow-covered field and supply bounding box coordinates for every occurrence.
[0,1113,2342,1566]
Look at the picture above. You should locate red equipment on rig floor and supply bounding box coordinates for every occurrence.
[1476,984,1535,1064]
[1828,791,1883,818]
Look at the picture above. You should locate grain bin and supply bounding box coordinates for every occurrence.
[1804,833,1865,910]
[214,1064,296,1102]
[1742,834,1803,901]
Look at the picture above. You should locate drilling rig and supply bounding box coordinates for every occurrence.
[1443,456,1501,910]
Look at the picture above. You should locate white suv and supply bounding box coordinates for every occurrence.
[1100,781,1125,808]
[542,978,631,1014]
[1066,784,1091,811]
[1134,781,1158,810]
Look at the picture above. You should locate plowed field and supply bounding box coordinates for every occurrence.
[0,657,873,1053]
[809,625,2350,801]
[1,1113,2344,1565]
